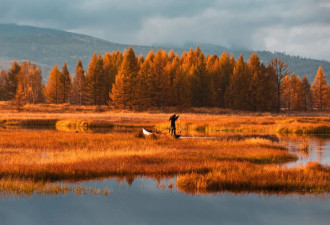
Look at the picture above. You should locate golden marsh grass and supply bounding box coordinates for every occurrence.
[0,106,329,195]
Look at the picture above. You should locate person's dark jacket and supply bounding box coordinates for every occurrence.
[169,114,179,127]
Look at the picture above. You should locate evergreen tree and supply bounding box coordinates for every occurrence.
[46,65,62,104]
[110,47,139,109]
[311,66,328,110]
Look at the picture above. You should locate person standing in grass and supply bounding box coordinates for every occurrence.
[169,114,179,136]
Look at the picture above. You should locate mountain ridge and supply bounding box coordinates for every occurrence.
[0,23,329,83]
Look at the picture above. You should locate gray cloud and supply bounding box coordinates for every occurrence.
[0,0,329,60]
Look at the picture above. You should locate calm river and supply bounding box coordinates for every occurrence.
[1,129,329,225]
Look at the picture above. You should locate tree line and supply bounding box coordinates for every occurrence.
[0,46,329,111]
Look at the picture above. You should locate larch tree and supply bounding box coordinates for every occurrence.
[15,61,44,104]
[219,53,235,108]
[301,75,312,111]
[103,50,123,104]
[290,73,303,111]
[0,70,8,100]
[14,82,25,110]
[148,49,170,109]
[134,56,152,111]
[190,53,215,107]
[311,66,328,110]
[110,47,139,109]
[166,54,181,107]
[71,58,87,105]
[206,55,221,106]
[280,74,291,110]
[328,85,330,110]
[60,63,72,103]
[225,54,249,110]
[247,53,276,111]
[6,60,21,100]
[86,53,106,105]
[46,65,62,104]
[248,53,261,111]
[270,58,289,113]
[26,64,44,104]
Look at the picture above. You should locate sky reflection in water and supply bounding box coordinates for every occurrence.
[1,177,330,225]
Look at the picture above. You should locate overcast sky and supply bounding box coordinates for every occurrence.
[0,0,329,60]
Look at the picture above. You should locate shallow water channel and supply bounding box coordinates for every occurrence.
[1,128,329,225]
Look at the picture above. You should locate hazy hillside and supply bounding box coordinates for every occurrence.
[0,24,329,83]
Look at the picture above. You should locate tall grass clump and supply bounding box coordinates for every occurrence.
[177,162,330,194]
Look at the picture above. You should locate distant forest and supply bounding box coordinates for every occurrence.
[0,46,329,112]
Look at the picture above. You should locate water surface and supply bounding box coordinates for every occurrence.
[1,177,329,225]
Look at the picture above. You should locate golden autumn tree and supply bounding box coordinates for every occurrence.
[206,55,220,105]
[328,85,330,110]
[103,50,123,103]
[0,70,8,100]
[16,61,44,104]
[14,82,25,110]
[172,56,190,109]
[290,73,303,111]
[301,75,313,111]
[166,53,181,107]
[248,53,262,110]
[311,66,328,110]
[46,65,62,104]
[190,52,215,107]
[110,47,139,109]
[248,53,276,111]
[71,58,87,105]
[6,60,21,100]
[225,54,250,110]
[180,46,215,107]
[217,52,235,108]
[148,49,170,109]
[180,49,195,108]
[281,73,305,111]
[134,55,152,111]
[60,63,72,103]
[86,53,106,105]
[280,74,291,110]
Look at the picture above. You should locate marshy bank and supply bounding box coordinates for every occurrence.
[0,128,329,196]
[0,111,330,135]
[0,110,330,196]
